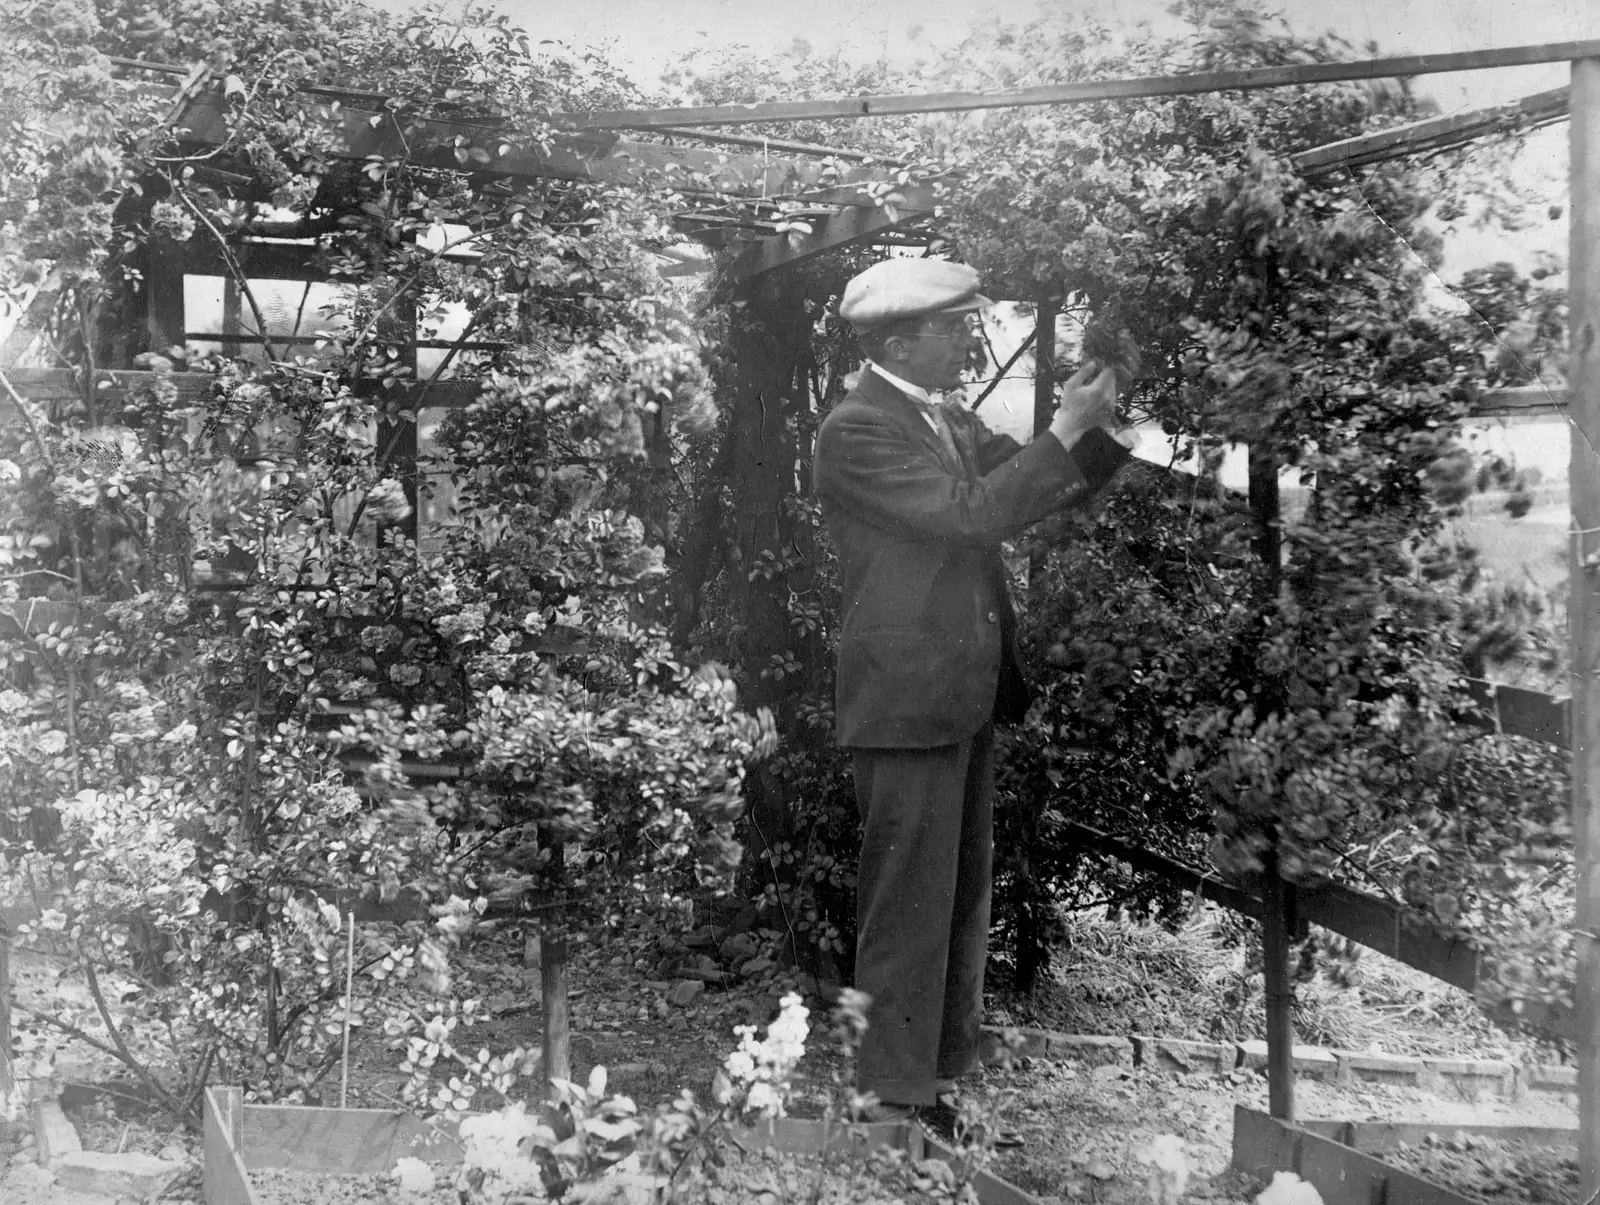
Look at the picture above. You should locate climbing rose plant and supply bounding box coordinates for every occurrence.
[0,0,774,1115]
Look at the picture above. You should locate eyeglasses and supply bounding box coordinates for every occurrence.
[907,316,983,340]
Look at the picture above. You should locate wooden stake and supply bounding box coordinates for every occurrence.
[540,930,571,1099]
[339,912,355,1109]
[0,925,12,1108]
[1569,54,1600,1203]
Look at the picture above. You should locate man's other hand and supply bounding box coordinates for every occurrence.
[1048,361,1120,451]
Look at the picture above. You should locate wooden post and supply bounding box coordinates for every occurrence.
[1249,439,1293,1119]
[540,931,571,1099]
[373,290,419,546]
[1031,295,1058,440]
[1261,867,1295,1121]
[1028,294,1058,606]
[221,275,242,360]
[146,238,187,355]
[1248,446,1281,570]
[1568,53,1600,1203]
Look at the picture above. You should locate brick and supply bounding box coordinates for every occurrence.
[1335,1052,1426,1088]
[1420,1058,1516,1099]
[1525,1063,1578,1093]
[1236,1040,1338,1081]
[1045,1033,1133,1067]
[1133,1036,1234,1075]
[54,1150,184,1199]
[30,1097,81,1167]
[979,1026,1051,1061]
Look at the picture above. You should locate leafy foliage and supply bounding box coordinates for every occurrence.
[663,1,1572,1018]
[0,0,774,1116]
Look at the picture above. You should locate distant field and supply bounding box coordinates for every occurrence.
[1279,484,1570,693]
[1451,484,1568,598]
[1279,484,1568,600]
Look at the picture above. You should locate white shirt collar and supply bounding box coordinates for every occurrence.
[870,361,935,406]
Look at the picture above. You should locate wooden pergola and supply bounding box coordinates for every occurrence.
[4,32,1600,1194]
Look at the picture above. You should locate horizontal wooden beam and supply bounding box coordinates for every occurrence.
[172,91,891,202]
[1295,878,1480,992]
[1296,86,1571,175]
[1464,678,1571,744]
[557,39,1600,131]
[1066,818,1483,995]
[1065,820,1263,919]
[9,368,1573,422]
[1473,383,1570,416]
[728,203,926,282]
[652,125,906,164]
[3,368,480,409]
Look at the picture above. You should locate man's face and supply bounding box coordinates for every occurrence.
[886,311,984,392]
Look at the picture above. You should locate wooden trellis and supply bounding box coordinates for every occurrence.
[4,33,1600,1188]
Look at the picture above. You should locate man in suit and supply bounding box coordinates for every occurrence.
[813,258,1132,1125]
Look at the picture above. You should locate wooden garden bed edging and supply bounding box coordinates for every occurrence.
[1294,1118,1578,1153]
[1231,1104,1530,1205]
[201,1086,1044,1205]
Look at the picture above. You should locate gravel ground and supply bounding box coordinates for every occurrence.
[251,1166,457,1205]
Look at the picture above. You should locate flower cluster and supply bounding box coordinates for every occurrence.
[713,991,809,1118]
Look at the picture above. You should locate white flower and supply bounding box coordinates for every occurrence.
[0,690,27,714]
[458,1104,549,1196]
[36,730,68,756]
[722,1050,755,1082]
[744,1082,780,1117]
[161,721,197,745]
[367,477,413,525]
[392,1156,436,1198]
[434,602,488,644]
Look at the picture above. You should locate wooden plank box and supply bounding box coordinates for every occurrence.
[203,1086,1044,1205]
[1233,1105,1576,1205]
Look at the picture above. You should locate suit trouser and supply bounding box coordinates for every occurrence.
[850,722,994,1106]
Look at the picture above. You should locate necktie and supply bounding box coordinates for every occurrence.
[919,403,963,472]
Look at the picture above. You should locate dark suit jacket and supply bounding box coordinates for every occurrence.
[814,367,1131,749]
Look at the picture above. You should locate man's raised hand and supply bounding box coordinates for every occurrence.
[1047,361,1121,451]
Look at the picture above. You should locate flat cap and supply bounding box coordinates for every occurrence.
[839,259,993,329]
